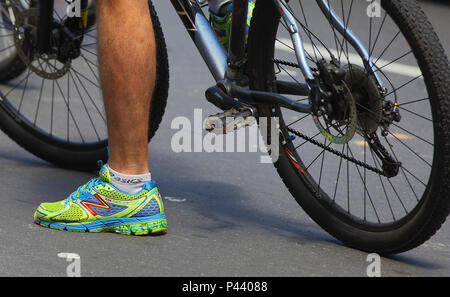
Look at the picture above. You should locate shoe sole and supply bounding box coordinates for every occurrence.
[34,213,167,236]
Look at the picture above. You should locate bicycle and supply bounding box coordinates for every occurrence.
[0,0,449,254]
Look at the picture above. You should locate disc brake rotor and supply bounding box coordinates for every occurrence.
[11,7,71,79]
[313,81,358,144]
[344,64,382,134]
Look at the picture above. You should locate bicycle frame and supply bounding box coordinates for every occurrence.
[169,0,228,81]
[36,0,88,53]
[170,0,384,99]
[34,0,384,113]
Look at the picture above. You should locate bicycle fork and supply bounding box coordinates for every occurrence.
[36,0,89,55]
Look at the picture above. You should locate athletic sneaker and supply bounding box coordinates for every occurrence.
[33,165,167,235]
[210,0,256,50]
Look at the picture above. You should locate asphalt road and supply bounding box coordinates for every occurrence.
[0,0,449,277]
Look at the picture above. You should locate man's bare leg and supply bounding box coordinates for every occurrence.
[97,0,156,175]
[33,0,167,232]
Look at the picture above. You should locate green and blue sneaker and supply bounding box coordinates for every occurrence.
[33,165,167,235]
[210,0,256,50]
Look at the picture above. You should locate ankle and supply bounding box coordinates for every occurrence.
[108,160,149,176]
[107,165,152,194]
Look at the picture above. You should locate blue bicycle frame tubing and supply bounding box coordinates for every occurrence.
[315,0,384,89]
[169,0,254,82]
[170,0,228,82]
[275,0,384,89]
[171,0,384,91]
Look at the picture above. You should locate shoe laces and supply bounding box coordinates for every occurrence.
[65,178,105,205]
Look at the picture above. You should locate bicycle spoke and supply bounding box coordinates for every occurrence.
[387,130,432,167]
[305,139,332,171]
[294,131,322,150]
[397,97,429,107]
[80,46,98,58]
[332,143,346,203]
[384,136,420,202]
[33,62,47,125]
[373,50,413,74]
[374,30,401,65]
[354,102,433,147]
[70,67,105,123]
[370,9,388,58]
[397,106,433,123]
[367,143,397,221]
[68,70,101,141]
[297,0,321,61]
[287,113,311,128]
[53,75,85,143]
[0,43,14,53]
[3,68,33,98]
[384,74,423,98]
[273,0,436,226]
[17,69,32,113]
[346,144,381,223]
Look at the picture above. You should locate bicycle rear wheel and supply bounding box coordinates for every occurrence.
[0,0,169,170]
[248,0,450,253]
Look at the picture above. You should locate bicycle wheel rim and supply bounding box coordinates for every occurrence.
[252,0,443,230]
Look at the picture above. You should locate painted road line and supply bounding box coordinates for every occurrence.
[276,38,422,78]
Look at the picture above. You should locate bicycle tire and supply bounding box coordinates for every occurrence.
[247,0,450,254]
[0,55,27,82]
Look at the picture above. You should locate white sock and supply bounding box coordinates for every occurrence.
[107,165,152,194]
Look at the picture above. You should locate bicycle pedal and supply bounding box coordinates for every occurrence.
[205,108,256,135]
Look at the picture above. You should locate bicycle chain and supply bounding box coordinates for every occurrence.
[274,58,302,69]
[286,126,387,176]
[275,58,389,176]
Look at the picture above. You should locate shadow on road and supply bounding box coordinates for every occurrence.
[0,151,49,168]
[0,146,445,273]
[152,152,446,272]
[419,0,450,6]
[386,253,444,271]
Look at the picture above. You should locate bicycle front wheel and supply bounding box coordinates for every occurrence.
[0,0,169,170]
[247,0,450,253]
